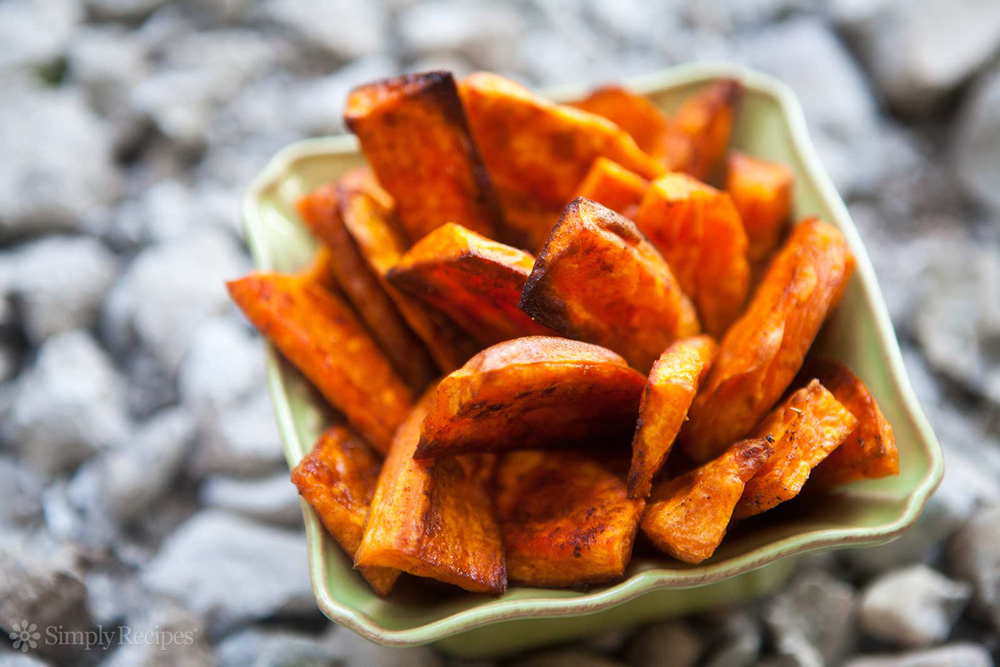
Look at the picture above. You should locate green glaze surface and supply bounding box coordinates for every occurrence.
[241,62,943,656]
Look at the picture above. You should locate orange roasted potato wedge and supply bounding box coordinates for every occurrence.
[628,335,718,499]
[336,176,481,373]
[291,424,400,595]
[343,71,503,244]
[495,450,644,588]
[573,157,650,219]
[679,218,856,463]
[519,198,700,373]
[387,222,554,345]
[726,151,794,264]
[569,84,671,160]
[416,336,646,459]
[799,358,899,490]
[660,79,742,181]
[733,380,857,519]
[297,179,436,391]
[635,172,751,337]
[354,392,506,594]
[642,437,773,563]
[459,72,664,249]
[227,271,412,454]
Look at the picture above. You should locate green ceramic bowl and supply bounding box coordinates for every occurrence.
[242,62,943,657]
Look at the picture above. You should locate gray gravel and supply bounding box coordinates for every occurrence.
[0,1,998,665]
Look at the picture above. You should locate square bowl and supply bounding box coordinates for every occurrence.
[241,62,943,657]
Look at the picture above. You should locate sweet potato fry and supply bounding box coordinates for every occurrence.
[798,358,899,490]
[519,198,700,373]
[227,271,412,454]
[642,437,773,563]
[297,180,436,390]
[726,151,794,264]
[660,79,742,181]
[628,336,718,499]
[387,222,554,345]
[336,176,481,373]
[569,85,671,159]
[733,380,857,519]
[573,157,649,219]
[291,424,399,595]
[635,172,751,337]
[459,72,664,249]
[495,450,644,588]
[354,392,506,594]
[679,218,856,463]
[416,336,646,459]
[343,71,503,244]
[227,272,413,452]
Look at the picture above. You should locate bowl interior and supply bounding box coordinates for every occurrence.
[243,64,942,642]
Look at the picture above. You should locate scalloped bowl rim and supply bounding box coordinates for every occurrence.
[242,61,944,647]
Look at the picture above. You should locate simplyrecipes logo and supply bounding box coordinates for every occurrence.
[7,621,198,654]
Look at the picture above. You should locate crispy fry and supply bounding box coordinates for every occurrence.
[291,424,399,595]
[519,198,700,372]
[635,172,751,337]
[354,392,506,594]
[726,151,794,264]
[570,85,671,159]
[799,358,899,490]
[459,72,664,249]
[642,437,772,563]
[343,71,503,244]
[679,218,856,462]
[416,336,646,459]
[227,271,412,454]
[336,177,481,373]
[297,180,436,390]
[495,450,644,587]
[660,79,742,181]
[573,157,649,219]
[387,222,554,345]
[628,336,718,499]
[733,380,857,519]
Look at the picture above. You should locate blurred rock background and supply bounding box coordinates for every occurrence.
[1,0,999,665]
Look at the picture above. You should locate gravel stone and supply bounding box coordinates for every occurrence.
[843,642,994,667]
[737,18,883,196]
[102,407,196,524]
[103,229,248,375]
[0,540,93,663]
[178,316,264,420]
[953,66,1000,215]
[859,565,972,647]
[0,79,121,239]
[189,388,287,479]
[6,236,118,344]
[0,0,79,71]
[765,569,857,666]
[3,331,129,474]
[626,620,703,667]
[200,473,302,526]
[833,0,1000,113]
[324,624,445,667]
[948,506,1000,629]
[216,628,339,667]
[141,510,315,634]
[510,649,623,667]
[101,602,214,667]
[398,1,522,71]
[259,0,388,60]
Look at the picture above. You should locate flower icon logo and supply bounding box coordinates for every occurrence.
[9,621,39,653]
